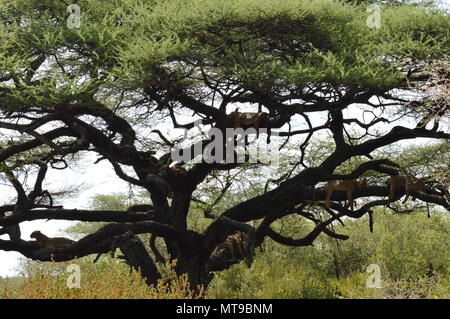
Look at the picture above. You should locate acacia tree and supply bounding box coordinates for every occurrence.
[0,0,449,292]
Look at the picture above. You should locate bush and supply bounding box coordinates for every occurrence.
[206,254,339,299]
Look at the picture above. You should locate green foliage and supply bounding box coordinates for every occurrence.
[388,141,449,181]
[372,210,449,279]
[1,0,448,110]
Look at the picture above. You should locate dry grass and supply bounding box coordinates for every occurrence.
[1,258,200,299]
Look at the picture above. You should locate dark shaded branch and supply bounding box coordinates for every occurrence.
[328,159,401,180]
[0,128,75,163]
[266,209,347,247]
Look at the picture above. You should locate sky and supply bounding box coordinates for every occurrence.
[0,0,449,278]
